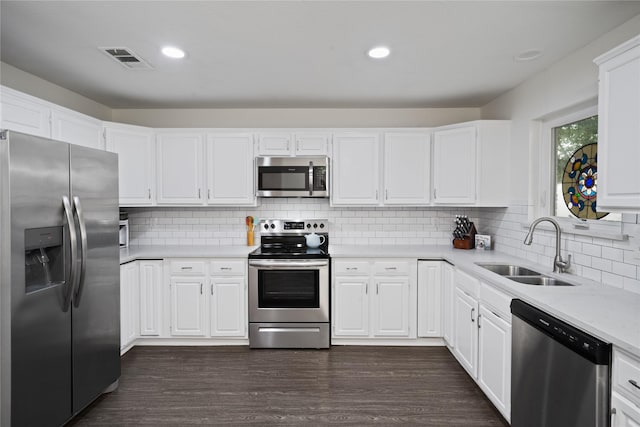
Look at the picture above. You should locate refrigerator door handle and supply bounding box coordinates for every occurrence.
[62,196,78,312]
[72,196,88,307]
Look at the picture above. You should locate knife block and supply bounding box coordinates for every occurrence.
[453,223,476,249]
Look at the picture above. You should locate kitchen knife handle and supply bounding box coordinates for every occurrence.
[72,196,88,308]
[62,196,78,312]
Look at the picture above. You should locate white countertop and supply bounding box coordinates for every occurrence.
[121,244,640,357]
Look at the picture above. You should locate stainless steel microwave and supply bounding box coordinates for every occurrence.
[256,156,329,198]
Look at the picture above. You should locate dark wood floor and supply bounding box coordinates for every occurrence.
[68,346,509,426]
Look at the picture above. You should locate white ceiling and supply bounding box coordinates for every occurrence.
[2,1,640,109]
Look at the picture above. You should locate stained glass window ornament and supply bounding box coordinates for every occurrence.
[561,143,608,220]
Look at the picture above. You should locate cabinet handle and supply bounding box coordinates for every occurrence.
[385,267,397,271]
[376,283,379,294]
[296,140,300,151]
[477,313,481,328]
[148,188,151,199]
[198,188,201,199]
[287,141,290,151]
[365,283,368,294]
[434,188,437,199]
[211,284,214,295]
[471,307,475,323]
[385,189,388,200]
[629,379,640,390]
[220,267,232,271]
[376,190,379,200]
[346,267,358,271]
[208,189,211,199]
[200,283,203,294]
[181,266,193,270]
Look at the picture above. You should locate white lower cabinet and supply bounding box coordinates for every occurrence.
[417,261,442,338]
[441,262,455,347]
[453,286,479,377]
[120,261,140,354]
[170,277,208,336]
[477,305,511,421]
[332,259,416,340]
[611,392,640,426]
[166,258,247,339]
[138,260,163,336]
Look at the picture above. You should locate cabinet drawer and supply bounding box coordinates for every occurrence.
[210,259,246,276]
[169,259,207,275]
[372,261,410,276]
[613,348,640,406]
[334,261,370,276]
[455,269,480,298]
[479,282,512,321]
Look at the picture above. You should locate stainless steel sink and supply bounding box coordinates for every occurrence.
[509,276,575,287]
[477,263,542,276]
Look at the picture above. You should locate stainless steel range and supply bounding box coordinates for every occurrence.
[248,219,330,349]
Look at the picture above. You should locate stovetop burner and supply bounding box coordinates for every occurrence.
[249,219,330,259]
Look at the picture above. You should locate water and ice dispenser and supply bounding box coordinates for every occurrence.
[24,226,64,294]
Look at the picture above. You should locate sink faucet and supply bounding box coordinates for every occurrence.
[524,217,572,273]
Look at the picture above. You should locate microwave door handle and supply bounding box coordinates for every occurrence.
[308,161,314,196]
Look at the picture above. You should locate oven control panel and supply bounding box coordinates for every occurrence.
[261,219,328,234]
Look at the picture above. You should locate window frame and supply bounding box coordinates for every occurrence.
[533,104,623,236]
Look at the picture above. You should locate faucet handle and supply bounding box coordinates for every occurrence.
[557,254,571,273]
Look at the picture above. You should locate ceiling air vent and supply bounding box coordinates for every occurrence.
[99,47,153,70]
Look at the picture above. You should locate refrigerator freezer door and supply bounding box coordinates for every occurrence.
[70,145,121,413]
[7,133,73,426]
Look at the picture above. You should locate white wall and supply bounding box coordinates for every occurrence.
[126,199,479,247]
[480,16,640,294]
[111,107,480,128]
[0,62,112,121]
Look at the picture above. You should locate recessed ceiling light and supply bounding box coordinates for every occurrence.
[514,49,543,62]
[368,46,390,59]
[162,46,185,59]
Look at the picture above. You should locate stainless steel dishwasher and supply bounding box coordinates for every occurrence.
[511,299,611,427]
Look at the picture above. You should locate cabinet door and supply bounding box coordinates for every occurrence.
[453,287,478,378]
[442,263,455,347]
[105,124,155,205]
[170,277,207,336]
[295,133,329,155]
[333,277,369,336]
[383,133,431,205]
[331,133,380,205]
[417,261,442,337]
[432,126,476,204]
[206,133,255,205]
[0,87,51,137]
[373,278,410,337]
[611,392,640,427]
[597,44,640,211]
[120,262,139,352]
[210,277,246,337]
[257,133,293,155]
[51,108,103,149]
[156,133,204,205]
[477,306,511,422]
[139,260,163,337]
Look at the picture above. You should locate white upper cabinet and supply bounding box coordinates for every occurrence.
[51,107,104,149]
[383,132,431,205]
[156,132,204,205]
[257,133,293,156]
[432,121,510,206]
[331,133,381,206]
[0,86,51,138]
[105,122,155,206]
[257,132,329,156]
[594,35,640,212]
[206,133,255,205]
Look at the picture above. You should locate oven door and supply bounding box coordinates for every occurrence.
[248,259,329,323]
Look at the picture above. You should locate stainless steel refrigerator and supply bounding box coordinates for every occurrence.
[0,130,120,426]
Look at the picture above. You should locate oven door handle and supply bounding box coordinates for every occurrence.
[249,260,329,268]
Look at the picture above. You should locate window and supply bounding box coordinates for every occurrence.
[553,114,620,222]
[533,104,622,236]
